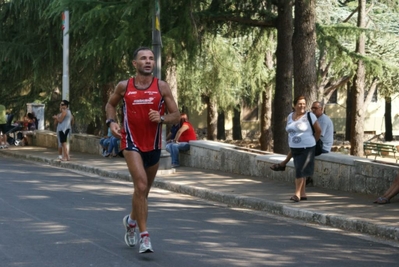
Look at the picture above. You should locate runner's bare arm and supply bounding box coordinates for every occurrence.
[156,80,180,124]
[105,80,127,137]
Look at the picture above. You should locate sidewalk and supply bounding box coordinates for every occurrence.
[1,146,398,242]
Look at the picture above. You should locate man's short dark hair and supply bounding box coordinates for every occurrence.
[133,47,154,60]
[313,101,323,108]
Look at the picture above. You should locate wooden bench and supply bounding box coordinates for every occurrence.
[363,142,399,163]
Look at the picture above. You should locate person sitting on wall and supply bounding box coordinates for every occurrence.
[165,113,197,168]
[19,113,38,146]
[26,113,37,131]
[166,121,181,144]
[373,172,399,204]
[100,127,112,157]
[105,131,120,157]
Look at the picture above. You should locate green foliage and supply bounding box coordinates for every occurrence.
[160,0,203,60]
[45,0,154,75]
[240,29,276,103]
[2,0,399,133]
[181,1,277,113]
[316,0,399,97]
[197,0,276,36]
[1,0,158,130]
[178,34,239,112]
[0,0,209,131]
[0,0,62,118]
[178,28,271,112]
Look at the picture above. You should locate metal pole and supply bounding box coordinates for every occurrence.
[62,11,70,101]
[152,1,167,151]
[152,0,161,79]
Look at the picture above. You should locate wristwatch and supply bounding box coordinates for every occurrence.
[106,119,116,127]
[160,116,165,123]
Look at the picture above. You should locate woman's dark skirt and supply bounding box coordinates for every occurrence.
[291,146,316,178]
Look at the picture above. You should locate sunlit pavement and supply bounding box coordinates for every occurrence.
[1,146,398,243]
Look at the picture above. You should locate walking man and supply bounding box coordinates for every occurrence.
[106,47,180,253]
[310,101,334,153]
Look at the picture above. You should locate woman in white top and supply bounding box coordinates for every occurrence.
[52,100,73,161]
[286,96,321,202]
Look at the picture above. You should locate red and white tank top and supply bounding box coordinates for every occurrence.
[120,77,165,152]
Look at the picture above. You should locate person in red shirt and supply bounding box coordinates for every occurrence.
[165,113,197,167]
[105,47,180,254]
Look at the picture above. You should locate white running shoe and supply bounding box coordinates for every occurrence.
[139,235,154,253]
[122,215,137,247]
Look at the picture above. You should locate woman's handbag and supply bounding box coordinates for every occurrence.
[307,112,323,156]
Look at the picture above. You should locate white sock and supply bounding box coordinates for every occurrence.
[128,216,136,227]
[140,231,149,238]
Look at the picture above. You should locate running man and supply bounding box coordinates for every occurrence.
[105,47,180,253]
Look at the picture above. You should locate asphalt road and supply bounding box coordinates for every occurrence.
[1,155,399,267]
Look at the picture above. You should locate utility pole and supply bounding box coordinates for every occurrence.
[152,0,161,79]
[152,1,167,151]
[62,11,70,101]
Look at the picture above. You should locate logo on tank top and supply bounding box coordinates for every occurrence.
[145,91,158,95]
[133,97,155,105]
[127,91,137,96]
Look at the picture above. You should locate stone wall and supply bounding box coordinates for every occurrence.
[31,131,399,197]
[180,140,399,197]
[33,130,102,154]
[32,130,172,169]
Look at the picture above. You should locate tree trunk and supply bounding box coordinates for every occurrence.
[345,82,352,141]
[233,106,242,140]
[205,96,217,140]
[293,0,317,105]
[164,55,178,135]
[164,55,178,107]
[217,111,226,140]
[259,90,273,151]
[385,96,393,141]
[350,0,366,156]
[273,0,293,154]
[259,45,274,151]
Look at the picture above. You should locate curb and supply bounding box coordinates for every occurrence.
[154,179,399,242]
[1,149,398,242]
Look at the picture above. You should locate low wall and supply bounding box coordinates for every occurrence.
[31,131,399,197]
[32,130,172,170]
[180,140,399,197]
[33,130,102,154]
